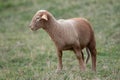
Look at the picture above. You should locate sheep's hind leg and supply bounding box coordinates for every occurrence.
[88,47,97,72]
[74,47,86,71]
[81,51,84,62]
[87,38,97,72]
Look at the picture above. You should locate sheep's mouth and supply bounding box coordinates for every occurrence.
[31,27,37,31]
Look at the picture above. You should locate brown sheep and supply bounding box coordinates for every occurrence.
[29,10,97,72]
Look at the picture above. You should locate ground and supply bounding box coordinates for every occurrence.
[0,0,120,80]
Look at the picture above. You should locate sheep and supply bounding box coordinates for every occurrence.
[29,10,97,72]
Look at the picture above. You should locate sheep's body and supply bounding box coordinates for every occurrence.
[29,10,97,72]
[45,18,91,51]
[47,19,78,50]
[59,19,91,50]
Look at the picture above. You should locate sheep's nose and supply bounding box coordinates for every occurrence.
[31,28,34,30]
[29,25,33,30]
[30,26,35,31]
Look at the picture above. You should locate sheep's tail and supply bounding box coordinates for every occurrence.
[86,48,90,63]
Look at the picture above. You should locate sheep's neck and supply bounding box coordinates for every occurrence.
[43,19,62,44]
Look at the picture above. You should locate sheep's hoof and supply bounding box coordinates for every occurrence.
[56,69,62,73]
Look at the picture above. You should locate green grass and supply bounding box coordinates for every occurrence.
[0,0,120,80]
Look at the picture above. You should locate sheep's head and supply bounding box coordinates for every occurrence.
[29,10,48,31]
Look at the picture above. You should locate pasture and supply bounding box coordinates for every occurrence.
[0,0,120,80]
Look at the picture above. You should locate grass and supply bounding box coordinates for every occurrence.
[0,0,120,80]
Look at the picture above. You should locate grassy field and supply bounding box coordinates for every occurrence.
[0,0,120,80]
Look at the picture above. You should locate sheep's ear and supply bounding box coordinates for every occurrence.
[41,14,48,21]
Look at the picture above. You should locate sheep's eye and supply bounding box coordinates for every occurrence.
[36,17,40,22]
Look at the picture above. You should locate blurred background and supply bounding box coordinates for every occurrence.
[0,0,120,80]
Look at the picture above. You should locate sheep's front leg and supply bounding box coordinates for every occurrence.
[56,50,63,72]
[74,48,86,71]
